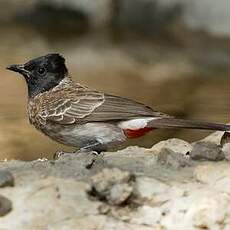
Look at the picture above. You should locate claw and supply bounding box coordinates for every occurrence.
[53,150,72,159]
[85,159,96,169]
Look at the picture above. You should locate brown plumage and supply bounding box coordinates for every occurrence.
[7,53,230,154]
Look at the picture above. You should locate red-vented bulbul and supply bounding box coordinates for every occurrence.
[7,53,230,154]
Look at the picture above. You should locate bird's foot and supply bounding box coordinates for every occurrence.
[53,150,74,160]
[74,149,101,156]
[75,149,104,169]
[53,149,102,160]
[54,149,103,169]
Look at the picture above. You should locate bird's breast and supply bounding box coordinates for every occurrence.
[27,99,46,130]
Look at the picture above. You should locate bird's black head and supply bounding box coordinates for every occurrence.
[7,53,68,98]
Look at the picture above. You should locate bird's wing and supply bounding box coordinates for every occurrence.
[39,85,170,125]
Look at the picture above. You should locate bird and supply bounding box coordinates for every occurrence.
[6,53,230,157]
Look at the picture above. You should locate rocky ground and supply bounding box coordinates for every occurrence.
[0,130,229,229]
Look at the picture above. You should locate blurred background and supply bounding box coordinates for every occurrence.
[1,0,230,160]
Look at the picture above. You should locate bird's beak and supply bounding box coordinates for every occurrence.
[6,64,28,76]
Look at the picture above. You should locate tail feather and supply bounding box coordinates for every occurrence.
[147,118,230,132]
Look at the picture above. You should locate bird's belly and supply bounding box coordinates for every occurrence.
[41,122,126,148]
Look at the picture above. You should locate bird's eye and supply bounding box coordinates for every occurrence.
[37,67,46,75]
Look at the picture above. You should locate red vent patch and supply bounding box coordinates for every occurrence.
[123,127,154,138]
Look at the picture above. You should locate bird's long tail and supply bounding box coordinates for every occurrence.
[147,117,230,131]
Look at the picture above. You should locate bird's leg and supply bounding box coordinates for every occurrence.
[76,140,107,155]
[54,142,106,160]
